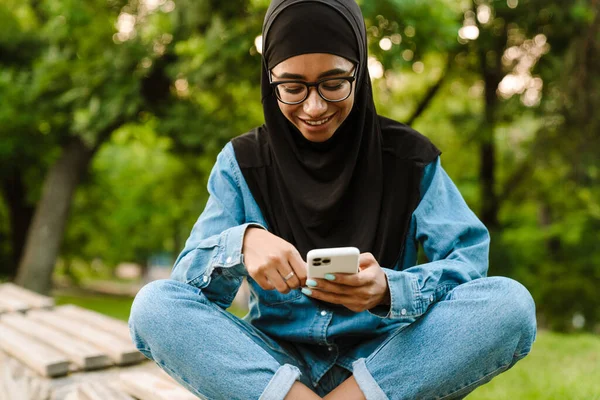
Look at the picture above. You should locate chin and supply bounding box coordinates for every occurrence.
[299,130,336,142]
[295,119,340,143]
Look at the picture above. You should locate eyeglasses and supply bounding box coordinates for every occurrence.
[269,66,358,105]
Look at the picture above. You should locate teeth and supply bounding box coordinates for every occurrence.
[304,116,331,126]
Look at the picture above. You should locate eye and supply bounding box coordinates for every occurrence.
[280,83,305,94]
[320,79,347,92]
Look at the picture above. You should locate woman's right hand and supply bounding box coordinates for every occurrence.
[242,227,307,294]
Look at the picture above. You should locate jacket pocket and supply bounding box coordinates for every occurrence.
[248,278,303,305]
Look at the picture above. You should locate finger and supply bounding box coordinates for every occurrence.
[264,268,291,294]
[359,252,377,270]
[287,247,308,285]
[321,272,365,287]
[279,266,301,289]
[309,279,354,294]
[253,274,275,291]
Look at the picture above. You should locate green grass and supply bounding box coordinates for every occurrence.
[55,294,135,322]
[55,293,600,399]
[468,331,600,400]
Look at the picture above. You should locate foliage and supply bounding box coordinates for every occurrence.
[64,122,209,267]
[487,0,600,331]
[59,0,268,267]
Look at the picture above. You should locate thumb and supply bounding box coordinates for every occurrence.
[359,252,377,271]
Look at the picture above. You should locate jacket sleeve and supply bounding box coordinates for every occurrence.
[369,156,489,319]
[170,143,265,309]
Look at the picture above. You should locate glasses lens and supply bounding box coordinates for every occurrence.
[276,83,308,104]
[318,79,352,101]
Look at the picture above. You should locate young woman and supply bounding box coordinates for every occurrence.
[129,1,537,399]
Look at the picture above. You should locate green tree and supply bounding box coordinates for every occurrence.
[497,1,600,330]
[2,0,266,293]
[5,0,144,294]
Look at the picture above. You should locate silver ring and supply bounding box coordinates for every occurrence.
[283,271,295,281]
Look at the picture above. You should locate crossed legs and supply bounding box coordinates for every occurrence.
[129,277,536,399]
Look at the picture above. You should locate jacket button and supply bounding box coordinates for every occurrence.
[401,308,407,316]
[320,310,327,316]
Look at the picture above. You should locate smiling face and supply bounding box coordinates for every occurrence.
[270,53,356,142]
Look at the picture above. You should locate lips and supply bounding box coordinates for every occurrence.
[299,113,335,129]
[303,116,332,126]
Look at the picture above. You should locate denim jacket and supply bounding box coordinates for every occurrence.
[171,141,489,384]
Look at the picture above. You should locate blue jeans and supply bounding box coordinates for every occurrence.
[128,277,536,399]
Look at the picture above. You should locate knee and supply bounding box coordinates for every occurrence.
[487,277,537,348]
[129,280,167,343]
[129,279,197,346]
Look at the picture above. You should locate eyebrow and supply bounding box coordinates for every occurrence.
[273,68,351,80]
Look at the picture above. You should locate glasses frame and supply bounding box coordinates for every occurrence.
[269,65,358,105]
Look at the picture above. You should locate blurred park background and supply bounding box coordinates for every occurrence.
[0,0,598,398]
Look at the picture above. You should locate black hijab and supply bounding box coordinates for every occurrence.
[232,0,440,267]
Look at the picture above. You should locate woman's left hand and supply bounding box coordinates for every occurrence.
[303,252,390,312]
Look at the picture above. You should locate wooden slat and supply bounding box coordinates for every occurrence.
[153,366,182,386]
[64,390,80,400]
[0,355,6,400]
[27,310,145,365]
[0,354,52,400]
[25,377,52,400]
[0,297,29,313]
[77,381,135,400]
[0,283,54,310]
[54,305,131,342]
[0,356,16,400]
[119,371,197,400]
[0,324,70,378]
[1,362,23,400]
[0,313,112,371]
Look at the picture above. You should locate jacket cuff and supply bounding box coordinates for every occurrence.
[213,222,266,278]
[367,270,435,319]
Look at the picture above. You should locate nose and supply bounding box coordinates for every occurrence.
[303,87,328,117]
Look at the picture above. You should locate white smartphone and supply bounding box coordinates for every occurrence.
[307,247,360,279]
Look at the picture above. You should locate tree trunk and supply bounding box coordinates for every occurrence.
[0,169,35,279]
[15,137,94,294]
[406,54,453,126]
[479,135,498,229]
[477,68,500,229]
[478,48,503,230]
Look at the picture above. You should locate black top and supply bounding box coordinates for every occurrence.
[233,116,440,266]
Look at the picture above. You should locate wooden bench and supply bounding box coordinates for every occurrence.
[0,283,196,400]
